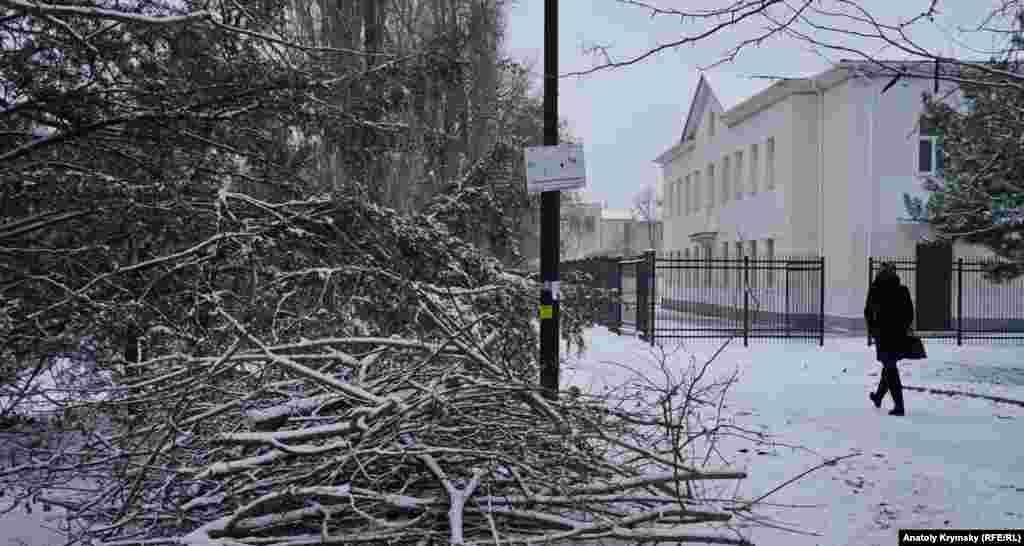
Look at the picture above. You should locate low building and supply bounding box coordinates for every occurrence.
[562,202,662,260]
[654,60,999,330]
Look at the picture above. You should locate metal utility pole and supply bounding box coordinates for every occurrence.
[539,0,559,400]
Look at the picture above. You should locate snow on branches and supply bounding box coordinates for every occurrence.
[39,313,761,546]
[919,72,1024,281]
[1,189,784,545]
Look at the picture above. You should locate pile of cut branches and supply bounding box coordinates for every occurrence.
[4,192,766,545]
[50,304,758,546]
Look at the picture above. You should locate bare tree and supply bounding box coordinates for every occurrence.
[568,1,1024,90]
[632,183,662,252]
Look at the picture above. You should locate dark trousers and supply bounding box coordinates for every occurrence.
[875,360,905,411]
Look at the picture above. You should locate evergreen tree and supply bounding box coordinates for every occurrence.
[912,67,1024,281]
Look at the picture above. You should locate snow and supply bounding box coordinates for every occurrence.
[3,329,1023,545]
[0,337,115,419]
[562,327,1024,546]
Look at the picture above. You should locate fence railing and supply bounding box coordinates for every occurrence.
[869,256,1024,345]
[562,252,825,346]
[654,252,824,346]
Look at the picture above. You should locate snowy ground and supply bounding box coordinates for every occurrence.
[3,329,1022,546]
[562,327,1024,546]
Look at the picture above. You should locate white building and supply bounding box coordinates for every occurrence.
[562,202,662,261]
[654,60,992,330]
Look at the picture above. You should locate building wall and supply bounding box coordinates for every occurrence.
[787,91,822,257]
[821,77,864,320]
[823,74,966,321]
[661,94,792,259]
[660,66,1000,328]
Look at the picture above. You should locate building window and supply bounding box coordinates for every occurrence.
[709,111,716,139]
[734,150,744,200]
[707,164,715,209]
[673,179,681,217]
[679,176,686,216]
[679,176,686,215]
[765,238,775,287]
[693,171,701,214]
[693,172,700,214]
[750,143,759,196]
[918,135,943,174]
[766,137,776,190]
[722,156,731,205]
[667,179,676,217]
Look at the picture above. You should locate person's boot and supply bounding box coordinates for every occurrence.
[887,366,905,416]
[870,371,888,409]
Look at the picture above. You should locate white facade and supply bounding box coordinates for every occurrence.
[655,61,986,326]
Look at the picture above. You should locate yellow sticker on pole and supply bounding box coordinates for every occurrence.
[539,304,553,320]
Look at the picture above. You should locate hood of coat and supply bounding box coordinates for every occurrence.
[874,264,901,287]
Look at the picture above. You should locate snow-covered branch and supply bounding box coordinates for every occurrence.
[0,0,212,25]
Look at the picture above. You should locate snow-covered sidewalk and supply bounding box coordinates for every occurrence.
[563,328,1024,546]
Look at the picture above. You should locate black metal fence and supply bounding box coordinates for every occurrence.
[562,252,825,346]
[869,256,1024,345]
[654,251,825,346]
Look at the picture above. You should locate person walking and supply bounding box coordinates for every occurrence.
[864,263,915,416]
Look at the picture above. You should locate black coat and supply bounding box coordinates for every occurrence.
[864,274,915,363]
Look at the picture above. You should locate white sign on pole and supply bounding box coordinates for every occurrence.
[524,144,586,194]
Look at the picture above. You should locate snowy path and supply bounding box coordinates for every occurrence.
[563,328,1024,546]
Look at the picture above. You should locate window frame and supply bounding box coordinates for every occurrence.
[722,155,731,205]
[749,143,759,196]
[734,150,744,200]
[917,134,943,175]
[706,163,715,210]
[693,171,701,214]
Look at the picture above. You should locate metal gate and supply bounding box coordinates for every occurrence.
[653,253,824,346]
[617,256,644,335]
[607,251,824,345]
[915,243,953,331]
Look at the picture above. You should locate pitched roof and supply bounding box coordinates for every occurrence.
[679,74,722,143]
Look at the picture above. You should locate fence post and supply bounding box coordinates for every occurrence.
[867,257,873,347]
[646,249,657,346]
[819,256,825,347]
[784,259,791,338]
[613,259,623,334]
[743,255,749,347]
[636,254,649,342]
[956,257,963,346]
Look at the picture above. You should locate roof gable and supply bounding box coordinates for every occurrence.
[680,74,724,142]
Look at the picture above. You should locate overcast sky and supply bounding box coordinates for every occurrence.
[502,1,997,211]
